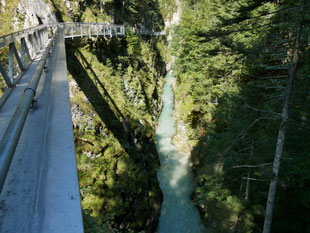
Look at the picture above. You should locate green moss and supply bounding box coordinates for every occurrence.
[0,0,22,35]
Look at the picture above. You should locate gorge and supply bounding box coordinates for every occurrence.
[0,0,309,233]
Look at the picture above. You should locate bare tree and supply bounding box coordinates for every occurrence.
[262,1,305,232]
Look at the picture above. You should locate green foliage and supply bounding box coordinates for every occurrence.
[0,0,22,35]
[125,30,140,56]
[83,209,117,233]
[172,0,310,232]
[112,0,165,31]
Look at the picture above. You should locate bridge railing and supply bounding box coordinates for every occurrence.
[61,22,125,39]
[0,22,125,104]
[0,24,56,89]
[0,27,59,192]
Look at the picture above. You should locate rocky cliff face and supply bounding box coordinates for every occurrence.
[0,0,56,31]
[1,0,6,13]
[17,0,56,28]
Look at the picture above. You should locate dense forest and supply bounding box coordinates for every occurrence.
[1,0,310,232]
[171,0,310,232]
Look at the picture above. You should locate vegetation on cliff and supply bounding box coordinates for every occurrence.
[172,0,310,232]
[66,33,167,232]
[62,1,167,232]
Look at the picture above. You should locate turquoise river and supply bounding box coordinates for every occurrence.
[156,70,206,233]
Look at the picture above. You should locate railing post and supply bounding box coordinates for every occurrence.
[12,43,23,71]
[97,23,99,37]
[26,34,33,60]
[33,32,38,54]
[43,29,47,44]
[43,29,46,44]
[62,23,66,37]
[25,35,32,61]
[9,43,14,83]
[21,38,25,68]
[37,30,42,50]
[0,62,12,87]
[80,23,82,37]
[42,30,45,44]
[71,25,73,39]
[36,31,41,52]
[38,30,42,50]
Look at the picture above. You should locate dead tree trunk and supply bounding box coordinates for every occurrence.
[262,2,304,232]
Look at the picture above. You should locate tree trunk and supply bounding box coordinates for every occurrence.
[245,138,254,200]
[122,0,125,18]
[262,2,304,232]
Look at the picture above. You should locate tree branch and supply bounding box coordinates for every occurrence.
[224,117,276,154]
[233,163,273,168]
[244,101,281,117]
[242,177,269,181]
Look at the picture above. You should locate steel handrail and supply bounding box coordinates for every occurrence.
[0,25,53,49]
[0,23,125,47]
[0,27,59,192]
[60,22,125,38]
[0,25,45,40]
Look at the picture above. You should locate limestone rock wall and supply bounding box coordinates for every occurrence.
[17,0,56,29]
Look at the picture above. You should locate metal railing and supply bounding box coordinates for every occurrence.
[0,22,124,89]
[0,23,124,109]
[0,25,47,49]
[0,27,59,192]
[0,22,164,92]
[0,25,55,88]
[61,22,125,39]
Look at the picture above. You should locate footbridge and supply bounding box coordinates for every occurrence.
[0,22,163,233]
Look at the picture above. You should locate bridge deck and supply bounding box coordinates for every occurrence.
[0,30,83,233]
